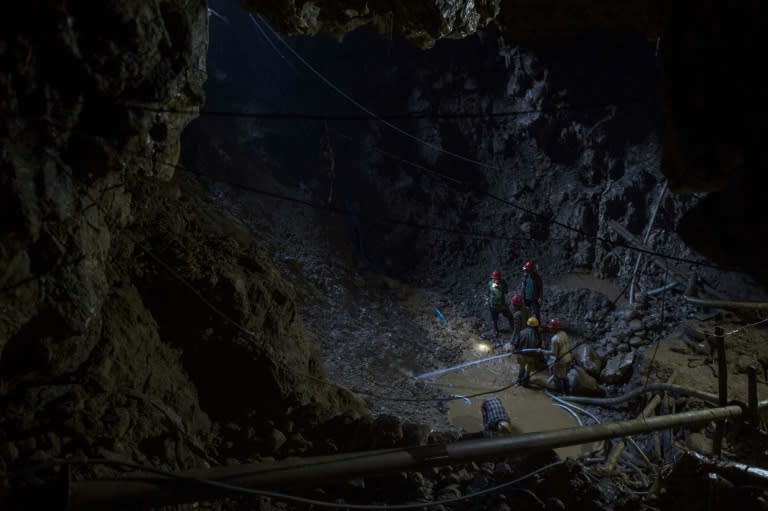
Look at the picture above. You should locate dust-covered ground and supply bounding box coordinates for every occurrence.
[206,181,474,428]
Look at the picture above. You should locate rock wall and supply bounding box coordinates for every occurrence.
[187,24,687,286]
[238,0,502,48]
[0,0,363,477]
[226,0,767,287]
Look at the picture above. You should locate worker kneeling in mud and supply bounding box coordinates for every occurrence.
[515,316,543,387]
[481,397,513,437]
[540,317,572,394]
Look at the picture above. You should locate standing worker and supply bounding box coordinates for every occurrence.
[515,316,542,387]
[520,260,543,320]
[486,269,514,337]
[541,318,572,394]
[481,397,513,436]
[510,294,529,347]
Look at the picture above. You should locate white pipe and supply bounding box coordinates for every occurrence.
[554,403,584,426]
[413,353,513,380]
[547,391,601,424]
[647,281,679,296]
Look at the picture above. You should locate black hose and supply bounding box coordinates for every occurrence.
[560,383,718,406]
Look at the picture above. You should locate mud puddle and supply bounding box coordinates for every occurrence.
[423,338,597,459]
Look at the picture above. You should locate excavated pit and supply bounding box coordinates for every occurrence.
[2,1,768,510]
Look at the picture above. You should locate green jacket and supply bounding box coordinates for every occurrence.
[520,272,543,302]
[487,279,509,309]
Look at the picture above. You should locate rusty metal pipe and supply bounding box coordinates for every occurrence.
[67,404,748,509]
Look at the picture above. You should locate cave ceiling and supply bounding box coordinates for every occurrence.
[237,0,761,196]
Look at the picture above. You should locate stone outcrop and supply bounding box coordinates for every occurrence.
[0,0,364,476]
[239,0,502,48]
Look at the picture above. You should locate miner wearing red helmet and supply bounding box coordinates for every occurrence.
[486,269,514,337]
[520,260,543,319]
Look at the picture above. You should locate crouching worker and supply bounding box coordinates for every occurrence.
[541,317,572,394]
[481,397,513,437]
[515,316,542,387]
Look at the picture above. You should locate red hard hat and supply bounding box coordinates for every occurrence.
[511,294,523,307]
[491,269,501,279]
[547,318,561,330]
[522,260,535,272]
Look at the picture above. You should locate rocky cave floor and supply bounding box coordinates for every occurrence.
[193,176,768,510]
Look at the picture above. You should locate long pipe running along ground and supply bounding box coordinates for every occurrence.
[413,353,513,380]
[560,383,719,406]
[683,295,768,310]
[64,403,764,509]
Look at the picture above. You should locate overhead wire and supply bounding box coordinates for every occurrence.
[251,13,524,174]
[177,161,563,244]
[247,12,300,74]
[120,99,650,122]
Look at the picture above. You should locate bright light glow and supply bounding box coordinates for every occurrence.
[475,342,492,353]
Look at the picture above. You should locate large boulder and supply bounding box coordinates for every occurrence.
[574,344,604,378]
[567,366,603,397]
[600,351,635,384]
